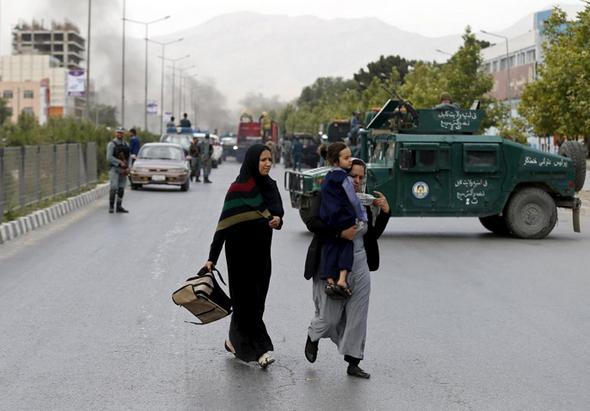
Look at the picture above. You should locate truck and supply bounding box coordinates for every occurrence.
[235,113,278,162]
[284,99,586,239]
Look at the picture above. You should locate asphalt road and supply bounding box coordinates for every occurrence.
[1,160,589,410]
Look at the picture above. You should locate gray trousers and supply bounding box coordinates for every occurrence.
[308,247,371,359]
[190,157,201,179]
[109,168,127,190]
[200,158,211,179]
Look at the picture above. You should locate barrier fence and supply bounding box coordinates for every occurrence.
[0,143,97,222]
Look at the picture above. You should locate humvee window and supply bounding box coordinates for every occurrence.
[463,144,499,172]
[419,150,436,167]
[370,142,396,165]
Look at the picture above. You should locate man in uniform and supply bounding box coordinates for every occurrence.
[259,111,272,142]
[189,135,201,182]
[179,113,192,128]
[198,133,214,183]
[434,92,460,110]
[106,127,131,213]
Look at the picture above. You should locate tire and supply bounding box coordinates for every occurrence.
[505,188,557,239]
[479,215,509,236]
[559,141,586,192]
[130,183,141,190]
[180,179,190,192]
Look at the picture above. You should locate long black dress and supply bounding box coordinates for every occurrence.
[208,144,283,362]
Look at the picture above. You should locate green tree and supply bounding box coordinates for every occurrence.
[0,98,12,125]
[519,5,590,141]
[353,55,416,90]
[401,27,503,130]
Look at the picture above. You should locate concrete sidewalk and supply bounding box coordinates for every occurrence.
[0,183,109,244]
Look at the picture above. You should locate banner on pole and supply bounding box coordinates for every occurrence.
[67,70,86,97]
[147,100,158,115]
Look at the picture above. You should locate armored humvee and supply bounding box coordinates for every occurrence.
[284,99,586,239]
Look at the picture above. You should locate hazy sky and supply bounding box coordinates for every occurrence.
[0,0,583,53]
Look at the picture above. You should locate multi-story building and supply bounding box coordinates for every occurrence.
[481,10,552,107]
[0,54,81,119]
[12,20,85,70]
[0,79,50,124]
[481,10,558,151]
[0,20,88,121]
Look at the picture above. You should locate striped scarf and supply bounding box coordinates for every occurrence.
[216,177,271,232]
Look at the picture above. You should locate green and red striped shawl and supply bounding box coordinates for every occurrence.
[216,177,271,231]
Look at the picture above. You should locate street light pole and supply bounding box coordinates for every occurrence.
[481,30,512,121]
[121,0,126,127]
[124,15,170,132]
[86,0,92,120]
[149,37,183,134]
[160,54,190,119]
[176,65,196,116]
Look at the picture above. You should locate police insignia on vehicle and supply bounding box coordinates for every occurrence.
[412,181,429,199]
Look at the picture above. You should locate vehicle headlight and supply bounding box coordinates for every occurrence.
[170,167,187,172]
[233,145,238,150]
[132,167,148,172]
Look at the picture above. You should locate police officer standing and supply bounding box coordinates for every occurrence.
[197,133,213,183]
[189,135,201,182]
[106,127,131,213]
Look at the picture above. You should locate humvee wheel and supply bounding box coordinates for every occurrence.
[505,188,557,239]
[479,215,510,236]
[559,141,586,192]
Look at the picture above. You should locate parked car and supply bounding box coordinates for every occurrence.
[129,143,190,191]
[193,132,223,168]
[160,133,192,155]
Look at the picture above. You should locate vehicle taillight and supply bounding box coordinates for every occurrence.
[568,180,574,189]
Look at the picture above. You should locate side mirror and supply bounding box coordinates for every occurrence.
[399,148,413,170]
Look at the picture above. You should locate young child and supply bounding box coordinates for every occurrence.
[320,142,368,299]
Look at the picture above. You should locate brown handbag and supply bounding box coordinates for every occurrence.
[171,268,232,325]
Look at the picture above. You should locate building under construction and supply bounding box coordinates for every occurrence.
[12,20,85,70]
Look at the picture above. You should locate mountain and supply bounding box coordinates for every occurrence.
[154,4,583,107]
[156,12,461,106]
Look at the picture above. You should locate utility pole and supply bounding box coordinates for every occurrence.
[86,0,92,120]
[121,0,126,127]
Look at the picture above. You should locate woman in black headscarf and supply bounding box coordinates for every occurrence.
[205,144,284,367]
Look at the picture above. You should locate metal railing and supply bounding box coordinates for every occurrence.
[0,143,97,221]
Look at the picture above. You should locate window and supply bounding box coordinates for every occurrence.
[466,151,497,167]
[3,90,13,99]
[22,33,32,41]
[463,144,499,173]
[492,61,498,72]
[23,90,34,99]
[54,33,64,41]
[22,107,34,115]
[526,50,536,63]
[399,144,440,172]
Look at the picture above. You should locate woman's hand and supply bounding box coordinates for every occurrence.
[340,225,357,241]
[205,261,215,272]
[269,216,281,229]
[373,191,390,214]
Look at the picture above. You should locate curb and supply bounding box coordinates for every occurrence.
[0,183,110,245]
